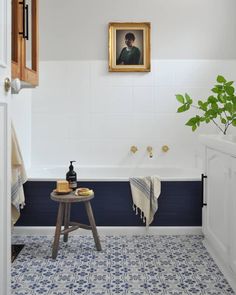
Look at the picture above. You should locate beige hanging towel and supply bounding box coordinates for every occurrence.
[130,176,161,226]
[11,123,27,225]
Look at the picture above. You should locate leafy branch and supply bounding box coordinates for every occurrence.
[176,75,236,135]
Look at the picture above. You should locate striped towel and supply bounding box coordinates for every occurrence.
[11,123,27,225]
[129,176,161,226]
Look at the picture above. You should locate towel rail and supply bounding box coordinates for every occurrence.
[201,173,207,207]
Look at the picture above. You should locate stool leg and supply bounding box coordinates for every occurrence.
[52,202,64,259]
[63,203,71,242]
[84,201,102,251]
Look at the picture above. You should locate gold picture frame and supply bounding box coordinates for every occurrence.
[109,22,151,72]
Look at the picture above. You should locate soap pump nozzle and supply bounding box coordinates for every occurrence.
[69,160,76,170]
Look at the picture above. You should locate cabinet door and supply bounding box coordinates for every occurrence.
[229,158,236,276]
[11,0,21,79]
[11,0,38,86]
[204,148,230,263]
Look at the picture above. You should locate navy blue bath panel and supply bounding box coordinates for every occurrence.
[15,180,202,227]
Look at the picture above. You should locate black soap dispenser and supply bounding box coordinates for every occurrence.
[66,161,77,190]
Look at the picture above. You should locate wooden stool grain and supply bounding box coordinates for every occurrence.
[50,191,102,259]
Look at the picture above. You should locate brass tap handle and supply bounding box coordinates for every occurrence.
[130,145,138,153]
[162,145,169,152]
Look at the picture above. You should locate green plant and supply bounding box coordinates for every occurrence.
[176,75,236,135]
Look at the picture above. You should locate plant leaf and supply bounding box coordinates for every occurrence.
[225,86,234,95]
[211,102,219,110]
[185,118,197,126]
[198,101,208,111]
[232,119,236,126]
[177,105,187,113]
[176,94,185,104]
[217,75,226,83]
[215,85,223,90]
[192,125,197,131]
[218,94,226,103]
[185,93,192,103]
[211,87,220,94]
[225,103,233,114]
[225,81,234,86]
[208,96,217,103]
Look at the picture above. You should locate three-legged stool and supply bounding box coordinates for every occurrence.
[50,191,102,259]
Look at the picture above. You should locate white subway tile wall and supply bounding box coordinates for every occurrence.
[12,90,32,170]
[31,60,236,168]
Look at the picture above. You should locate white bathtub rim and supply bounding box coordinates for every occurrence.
[27,176,201,182]
[27,165,203,182]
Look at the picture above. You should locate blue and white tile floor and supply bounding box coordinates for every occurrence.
[11,235,235,295]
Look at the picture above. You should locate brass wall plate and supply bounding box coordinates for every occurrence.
[130,145,138,153]
[162,145,169,152]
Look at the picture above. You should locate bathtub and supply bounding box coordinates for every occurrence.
[17,166,203,228]
[27,165,202,181]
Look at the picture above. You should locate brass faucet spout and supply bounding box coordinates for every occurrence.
[147,146,153,158]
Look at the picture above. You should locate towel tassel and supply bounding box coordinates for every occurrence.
[133,203,138,215]
[133,204,146,223]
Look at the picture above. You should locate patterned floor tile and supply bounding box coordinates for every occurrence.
[11,235,235,295]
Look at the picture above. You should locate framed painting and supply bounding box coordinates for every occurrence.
[109,22,151,72]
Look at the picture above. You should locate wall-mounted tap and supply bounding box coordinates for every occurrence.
[130,145,138,154]
[162,145,169,153]
[147,146,153,158]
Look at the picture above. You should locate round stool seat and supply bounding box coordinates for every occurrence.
[50,191,94,203]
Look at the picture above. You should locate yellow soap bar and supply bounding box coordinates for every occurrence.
[56,180,69,192]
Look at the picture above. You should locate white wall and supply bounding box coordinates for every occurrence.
[40,0,236,60]
[31,60,236,169]
[11,90,31,170]
[30,0,236,170]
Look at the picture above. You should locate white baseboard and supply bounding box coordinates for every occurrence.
[12,226,202,236]
[203,238,236,293]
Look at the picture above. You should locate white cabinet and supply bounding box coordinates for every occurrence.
[229,159,236,274]
[200,135,236,285]
[203,149,230,265]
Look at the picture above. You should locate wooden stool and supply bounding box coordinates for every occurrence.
[50,191,102,259]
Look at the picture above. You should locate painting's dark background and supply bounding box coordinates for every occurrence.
[116,29,144,65]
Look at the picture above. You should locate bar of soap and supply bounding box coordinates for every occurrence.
[79,189,93,196]
[56,180,69,192]
[75,188,93,196]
